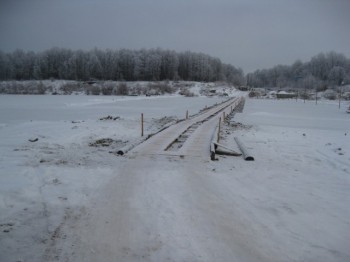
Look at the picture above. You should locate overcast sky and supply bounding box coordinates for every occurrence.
[0,0,349,73]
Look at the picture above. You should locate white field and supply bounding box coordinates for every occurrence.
[0,94,227,261]
[0,94,349,261]
[218,99,350,261]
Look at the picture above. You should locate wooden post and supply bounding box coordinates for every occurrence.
[210,143,216,161]
[218,117,221,142]
[315,90,318,105]
[186,110,189,120]
[223,111,225,120]
[141,113,144,137]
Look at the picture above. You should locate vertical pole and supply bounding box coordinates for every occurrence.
[315,90,318,105]
[218,117,221,142]
[141,113,144,137]
[186,110,188,120]
[223,111,225,121]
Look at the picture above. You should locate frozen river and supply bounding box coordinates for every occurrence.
[1,96,350,262]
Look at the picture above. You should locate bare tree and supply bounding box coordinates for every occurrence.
[116,83,128,96]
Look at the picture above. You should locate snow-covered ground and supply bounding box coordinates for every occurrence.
[216,99,350,261]
[1,95,349,261]
[0,94,227,261]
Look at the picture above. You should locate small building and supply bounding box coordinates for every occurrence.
[276,91,297,99]
[268,91,277,98]
[238,86,248,91]
[252,88,267,96]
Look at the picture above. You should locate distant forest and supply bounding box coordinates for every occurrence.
[0,48,244,85]
[247,52,350,90]
[1,48,349,91]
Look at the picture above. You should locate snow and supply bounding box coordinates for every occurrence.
[1,94,350,261]
[217,98,350,261]
[236,99,349,130]
[0,94,227,261]
[0,94,228,123]
[277,90,291,94]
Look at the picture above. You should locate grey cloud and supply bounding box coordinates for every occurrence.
[0,0,349,73]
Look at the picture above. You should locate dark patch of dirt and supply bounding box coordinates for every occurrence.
[99,115,120,121]
[89,138,124,147]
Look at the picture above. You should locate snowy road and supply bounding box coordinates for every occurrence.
[66,155,274,262]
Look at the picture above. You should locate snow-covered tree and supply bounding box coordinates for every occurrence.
[328,66,345,87]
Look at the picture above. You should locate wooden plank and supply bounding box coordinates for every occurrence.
[212,142,242,156]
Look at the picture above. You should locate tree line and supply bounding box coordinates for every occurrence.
[247,52,350,90]
[0,48,244,85]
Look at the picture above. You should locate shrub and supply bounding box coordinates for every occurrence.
[130,83,143,95]
[147,82,174,95]
[0,81,49,94]
[323,89,337,100]
[179,88,195,97]
[248,91,260,98]
[37,82,47,94]
[101,82,114,95]
[116,83,128,96]
[299,92,311,100]
[86,85,101,95]
[60,83,81,95]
